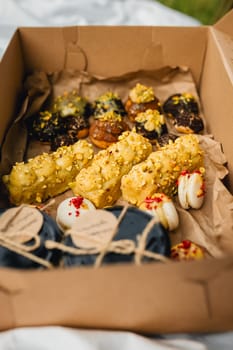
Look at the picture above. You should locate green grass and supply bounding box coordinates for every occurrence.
[156,0,233,24]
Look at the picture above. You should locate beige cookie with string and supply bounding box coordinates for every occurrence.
[0,205,43,244]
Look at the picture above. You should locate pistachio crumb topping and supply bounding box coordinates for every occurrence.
[121,134,203,205]
[99,110,123,122]
[172,93,196,105]
[129,83,155,104]
[135,109,165,132]
[97,92,120,102]
[2,140,94,205]
[53,90,88,117]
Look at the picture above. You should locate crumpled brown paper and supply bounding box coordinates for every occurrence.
[1,66,233,260]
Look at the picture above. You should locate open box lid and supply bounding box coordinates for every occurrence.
[212,8,233,79]
[214,9,233,37]
[198,9,233,192]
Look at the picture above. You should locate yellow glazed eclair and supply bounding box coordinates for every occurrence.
[2,140,94,205]
[121,134,203,206]
[71,131,152,208]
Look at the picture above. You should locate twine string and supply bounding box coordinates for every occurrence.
[45,205,169,266]
[134,215,160,265]
[0,200,57,268]
[0,231,52,268]
[94,204,129,268]
[0,204,169,268]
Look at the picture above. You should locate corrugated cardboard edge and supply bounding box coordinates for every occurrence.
[200,25,233,192]
[1,256,233,334]
[0,29,25,146]
[214,9,233,37]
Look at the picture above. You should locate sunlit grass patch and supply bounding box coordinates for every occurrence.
[157,0,233,24]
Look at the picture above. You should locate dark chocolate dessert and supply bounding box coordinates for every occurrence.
[63,206,170,267]
[93,92,126,118]
[0,207,62,269]
[163,93,204,133]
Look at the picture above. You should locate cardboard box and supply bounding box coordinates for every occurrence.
[0,11,233,333]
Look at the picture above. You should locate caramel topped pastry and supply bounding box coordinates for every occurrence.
[125,83,162,122]
[135,109,167,143]
[163,93,204,134]
[89,111,129,149]
[93,92,126,118]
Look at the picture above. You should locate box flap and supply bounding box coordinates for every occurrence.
[1,257,233,333]
[210,27,233,86]
[0,269,26,330]
[18,26,207,84]
[200,26,233,192]
[214,9,233,37]
[0,30,25,146]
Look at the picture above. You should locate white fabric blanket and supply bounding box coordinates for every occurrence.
[0,0,199,57]
[1,327,233,350]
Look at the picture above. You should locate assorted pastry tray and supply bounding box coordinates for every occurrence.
[0,66,231,269]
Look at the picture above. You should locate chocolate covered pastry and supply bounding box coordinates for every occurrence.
[156,133,178,148]
[93,92,126,117]
[135,109,167,143]
[28,90,91,147]
[28,111,61,143]
[64,115,89,138]
[60,114,89,140]
[125,83,162,122]
[52,90,92,119]
[50,115,90,151]
[163,93,204,134]
[174,112,204,134]
[50,134,78,151]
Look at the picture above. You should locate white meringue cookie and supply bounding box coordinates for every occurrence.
[139,193,179,231]
[162,201,179,231]
[178,171,205,209]
[177,174,189,209]
[56,196,96,231]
